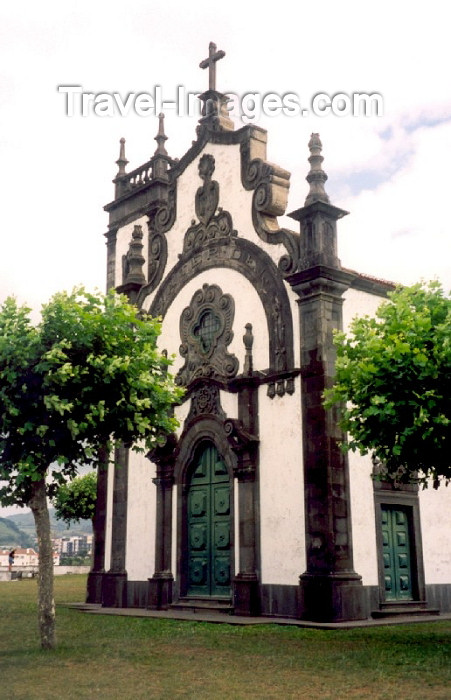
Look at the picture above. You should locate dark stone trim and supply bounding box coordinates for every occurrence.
[288,268,366,621]
[345,269,397,297]
[288,199,349,223]
[373,486,427,607]
[230,376,261,615]
[86,450,108,604]
[102,445,128,608]
[102,572,127,608]
[145,236,295,373]
[145,227,168,297]
[104,228,118,292]
[147,435,177,610]
[174,369,300,399]
[426,584,451,612]
[285,264,355,291]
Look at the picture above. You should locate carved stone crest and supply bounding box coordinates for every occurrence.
[176,283,239,386]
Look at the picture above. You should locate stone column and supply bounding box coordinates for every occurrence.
[148,474,174,609]
[147,435,177,609]
[86,448,108,604]
[102,446,129,608]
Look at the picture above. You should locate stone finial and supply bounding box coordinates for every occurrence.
[116,137,128,177]
[152,113,170,181]
[304,133,330,206]
[154,113,168,157]
[243,323,254,376]
[123,224,145,285]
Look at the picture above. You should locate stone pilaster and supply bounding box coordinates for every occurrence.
[286,135,366,621]
[226,375,260,616]
[147,435,177,609]
[86,448,108,604]
[288,267,366,621]
[102,446,129,608]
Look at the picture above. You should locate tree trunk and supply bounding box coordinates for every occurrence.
[29,476,56,650]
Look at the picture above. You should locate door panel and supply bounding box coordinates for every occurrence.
[381,505,413,601]
[187,445,231,597]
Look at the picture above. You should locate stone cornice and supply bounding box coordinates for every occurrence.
[288,199,349,223]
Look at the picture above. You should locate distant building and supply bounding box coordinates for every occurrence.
[0,548,38,567]
[53,535,93,557]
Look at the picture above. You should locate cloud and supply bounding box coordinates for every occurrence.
[0,0,449,319]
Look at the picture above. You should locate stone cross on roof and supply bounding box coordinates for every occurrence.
[199,42,225,91]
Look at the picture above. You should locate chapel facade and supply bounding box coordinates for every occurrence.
[87,44,451,622]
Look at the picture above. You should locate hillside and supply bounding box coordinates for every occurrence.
[0,517,35,548]
[6,509,92,541]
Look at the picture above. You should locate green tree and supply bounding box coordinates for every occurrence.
[0,288,182,649]
[324,281,450,487]
[53,472,97,526]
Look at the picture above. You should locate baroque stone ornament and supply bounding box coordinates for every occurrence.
[182,154,237,256]
[176,284,239,387]
[150,236,295,375]
[186,384,227,424]
[195,154,219,225]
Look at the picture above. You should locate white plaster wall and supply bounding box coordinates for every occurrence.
[219,390,238,420]
[258,377,305,584]
[419,486,451,584]
[348,451,379,585]
[174,401,190,439]
[115,215,149,287]
[342,287,384,333]
[104,460,114,572]
[125,450,156,580]
[342,288,384,586]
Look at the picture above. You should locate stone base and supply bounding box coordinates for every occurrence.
[102,571,127,608]
[299,572,367,622]
[86,571,104,604]
[233,574,260,616]
[147,573,174,610]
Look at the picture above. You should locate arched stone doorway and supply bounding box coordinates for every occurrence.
[185,441,232,599]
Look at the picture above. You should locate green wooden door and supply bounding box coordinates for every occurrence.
[381,505,413,601]
[187,444,231,598]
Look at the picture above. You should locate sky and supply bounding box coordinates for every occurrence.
[0,1,450,515]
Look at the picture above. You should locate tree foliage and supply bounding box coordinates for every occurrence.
[324,282,450,487]
[0,287,183,648]
[0,287,182,505]
[53,472,97,526]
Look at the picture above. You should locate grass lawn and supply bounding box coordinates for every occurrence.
[1,575,450,699]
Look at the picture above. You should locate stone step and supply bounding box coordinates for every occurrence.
[170,598,234,615]
[372,604,440,619]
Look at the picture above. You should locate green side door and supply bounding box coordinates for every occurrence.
[187,444,231,598]
[381,505,413,601]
